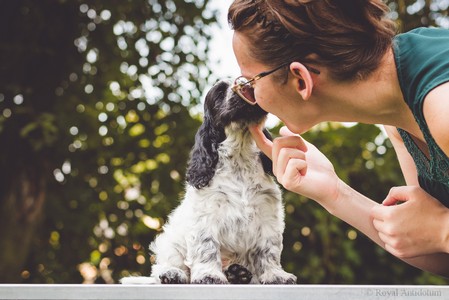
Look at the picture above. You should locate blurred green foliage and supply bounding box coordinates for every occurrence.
[0,0,448,284]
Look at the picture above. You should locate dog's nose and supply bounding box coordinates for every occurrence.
[213,79,231,89]
[221,77,234,86]
[207,80,231,99]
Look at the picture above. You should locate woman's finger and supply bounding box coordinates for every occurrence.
[280,158,308,189]
[275,148,306,178]
[279,126,308,151]
[383,186,410,206]
[249,125,273,159]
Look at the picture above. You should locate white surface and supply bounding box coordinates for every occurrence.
[120,276,157,285]
[0,285,448,300]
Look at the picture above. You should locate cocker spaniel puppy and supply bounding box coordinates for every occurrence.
[146,81,296,284]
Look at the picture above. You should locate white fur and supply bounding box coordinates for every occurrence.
[150,125,295,284]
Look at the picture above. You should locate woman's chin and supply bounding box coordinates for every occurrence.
[282,120,309,135]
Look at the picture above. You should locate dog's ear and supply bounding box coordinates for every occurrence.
[185,110,225,189]
[259,128,274,176]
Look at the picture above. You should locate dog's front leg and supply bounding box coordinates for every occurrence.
[251,234,297,284]
[186,232,228,284]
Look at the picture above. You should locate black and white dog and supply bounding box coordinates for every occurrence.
[141,81,296,284]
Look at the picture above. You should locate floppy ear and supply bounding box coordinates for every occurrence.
[259,128,274,176]
[185,110,225,189]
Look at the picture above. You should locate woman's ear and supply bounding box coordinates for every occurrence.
[289,62,314,100]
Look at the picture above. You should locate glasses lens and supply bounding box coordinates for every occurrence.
[234,77,256,104]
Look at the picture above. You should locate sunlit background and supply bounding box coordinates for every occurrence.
[0,0,448,285]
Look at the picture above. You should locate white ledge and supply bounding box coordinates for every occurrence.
[0,284,448,300]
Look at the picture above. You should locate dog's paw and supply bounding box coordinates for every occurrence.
[224,264,252,284]
[259,270,297,285]
[191,275,228,284]
[159,268,188,284]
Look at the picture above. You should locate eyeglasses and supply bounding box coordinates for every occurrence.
[231,62,320,105]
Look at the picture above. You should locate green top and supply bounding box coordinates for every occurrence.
[393,27,449,207]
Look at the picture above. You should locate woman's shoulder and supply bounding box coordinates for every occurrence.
[394,27,449,56]
[393,26,449,109]
[423,81,449,158]
[396,26,449,39]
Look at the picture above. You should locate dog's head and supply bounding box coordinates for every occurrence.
[185,80,272,189]
[206,80,268,128]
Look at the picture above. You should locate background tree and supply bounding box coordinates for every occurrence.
[0,0,217,283]
[0,0,448,284]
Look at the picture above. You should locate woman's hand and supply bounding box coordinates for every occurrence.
[371,186,449,258]
[250,125,449,276]
[249,125,339,205]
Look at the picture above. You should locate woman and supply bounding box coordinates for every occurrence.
[228,0,449,277]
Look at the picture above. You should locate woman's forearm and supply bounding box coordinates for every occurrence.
[320,179,383,244]
[320,179,449,278]
[404,254,449,278]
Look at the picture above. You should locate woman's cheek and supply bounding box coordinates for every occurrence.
[255,90,275,111]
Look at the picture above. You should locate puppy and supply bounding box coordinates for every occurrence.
[149,81,296,284]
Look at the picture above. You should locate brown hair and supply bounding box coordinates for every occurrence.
[228,0,397,81]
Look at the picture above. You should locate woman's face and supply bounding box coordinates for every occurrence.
[232,31,319,134]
